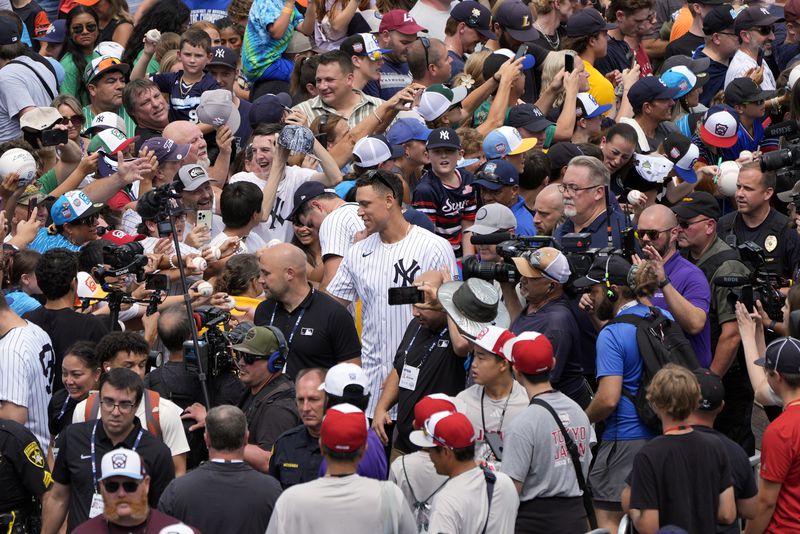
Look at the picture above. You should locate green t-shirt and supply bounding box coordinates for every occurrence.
[134,49,160,75]
[59,51,98,106]
[37,168,57,195]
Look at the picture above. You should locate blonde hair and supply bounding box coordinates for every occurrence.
[159,49,180,73]
[632,261,659,298]
[462,49,491,88]
[541,50,579,109]
[646,364,701,421]
[531,0,556,15]
[154,32,180,62]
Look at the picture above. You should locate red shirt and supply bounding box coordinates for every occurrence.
[72,509,201,534]
[634,45,652,78]
[761,402,800,533]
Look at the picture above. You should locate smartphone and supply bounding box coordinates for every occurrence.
[485,432,504,461]
[196,209,212,229]
[41,128,68,147]
[757,48,765,66]
[565,54,574,73]
[514,44,528,61]
[741,285,755,313]
[388,286,425,306]
[145,273,169,292]
[27,197,37,219]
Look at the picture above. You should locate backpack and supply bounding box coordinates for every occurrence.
[85,389,163,440]
[606,306,700,432]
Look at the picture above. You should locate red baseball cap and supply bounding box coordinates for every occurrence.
[472,325,516,362]
[412,394,457,430]
[320,404,368,452]
[410,411,475,449]
[503,331,555,375]
[379,10,428,35]
[101,229,146,246]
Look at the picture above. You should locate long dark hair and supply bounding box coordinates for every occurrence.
[122,0,190,67]
[64,5,99,103]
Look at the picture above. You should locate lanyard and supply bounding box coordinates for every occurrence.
[480,387,512,439]
[91,420,144,491]
[270,290,312,345]
[57,394,71,421]
[402,327,447,368]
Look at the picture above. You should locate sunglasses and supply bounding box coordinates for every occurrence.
[61,115,85,126]
[635,228,673,241]
[76,213,100,226]
[71,23,97,34]
[360,169,398,198]
[235,351,266,365]
[754,25,774,35]
[419,36,430,67]
[677,218,711,229]
[103,480,141,493]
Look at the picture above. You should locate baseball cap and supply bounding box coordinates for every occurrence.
[51,190,103,226]
[177,164,211,192]
[140,137,190,163]
[249,93,292,127]
[661,66,705,99]
[83,56,129,85]
[353,135,404,167]
[474,159,519,191]
[379,9,427,34]
[566,7,616,37]
[494,0,540,42]
[87,127,137,156]
[387,118,431,145]
[576,93,612,119]
[627,77,681,109]
[547,142,583,176]
[503,331,555,375]
[482,49,536,81]
[231,325,283,356]
[286,31,314,54]
[482,126,537,160]
[413,394,458,430]
[508,104,554,133]
[511,247,571,283]
[102,229,146,245]
[94,41,125,60]
[288,181,335,222]
[467,203,517,235]
[208,46,238,69]
[409,410,475,449]
[734,6,783,34]
[663,132,700,184]
[472,325,516,361]
[437,278,510,339]
[572,254,634,290]
[755,337,800,374]
[703,5,735,35]
[321,403,369,452]
[724,77,774,105]
[660,55,711,77]
[341,33,390,61]
[100,448,145,481]
[450,1,496,40]
[319,362,369,397]
[694,369,725,411]
[416,84,468,122]
[20,107,63,131]
[0,18,20,45]
[36,19,66,43]
[789,65,800,91]
[787,0,800,23]
[426,127,461,150]
[699,105,740,149]
[82,111,126,137]
[197,89,241,133]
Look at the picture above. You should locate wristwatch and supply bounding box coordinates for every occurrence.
[658,276,671,289]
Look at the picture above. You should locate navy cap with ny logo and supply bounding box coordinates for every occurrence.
[426,127,461,150]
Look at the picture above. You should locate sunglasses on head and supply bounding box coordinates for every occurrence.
[419,36,430,66]
[103,480,140,493]
[72,23,97,34]
[360,169,399,198]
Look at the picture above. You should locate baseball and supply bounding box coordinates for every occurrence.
[718,161,740,197]
[191,257,208,271]
[145,29,161,43]
[210,246,221,260]
[627,190,643,204]
[226,296,236,308]
[196,281,213,297]
[739,150,753,162]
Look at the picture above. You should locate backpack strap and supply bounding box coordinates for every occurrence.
[480,466,496,534]
[86,391,100,421]
[531,397,597,530]
[7,59,56,101]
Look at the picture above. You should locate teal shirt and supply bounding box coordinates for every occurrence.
[242,0,301,80]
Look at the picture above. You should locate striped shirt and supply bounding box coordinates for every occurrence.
[412,170,478,257]
[28,227,82,254]
[292,90,385,130]
[0,320,55,454]
[327,224,458,417]
[319,202,364,259]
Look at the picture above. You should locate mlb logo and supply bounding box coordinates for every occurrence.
[301,327,314,336]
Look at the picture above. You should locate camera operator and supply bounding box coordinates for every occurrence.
[502,247,593,408]
[718,162,800,280]
[672,192,757,454]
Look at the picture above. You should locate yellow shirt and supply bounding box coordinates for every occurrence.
[584,60,615,111]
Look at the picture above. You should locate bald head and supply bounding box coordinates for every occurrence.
[639,204,677,229]
[163,121,207,166]
[259,243,309,300]
[638,204,678,256]
[534,184,565,236]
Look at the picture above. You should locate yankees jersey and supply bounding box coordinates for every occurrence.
[327,225,458,417]
[319,202,364,259]
[0,321,55,455]
[412,170,477,257]
[150,71,219,123]
[254,167,318,244]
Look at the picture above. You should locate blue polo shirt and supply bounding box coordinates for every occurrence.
[448,50,466,84]
[553,209,630,250]
[511,196,536,237]
[29,228,82,254]
[649,252,712,367]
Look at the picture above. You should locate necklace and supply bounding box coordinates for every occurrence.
[179,77,196,98]
[533,22,559,50]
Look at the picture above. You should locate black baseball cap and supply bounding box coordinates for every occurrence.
[671,191,721,220]
[566,8,616,37]
[627,77,680,109]
[208,46,238,70]
[734,5,783,34]
[288,181,334,222]
[756,337,800,374]
[340,33,391,61]
[703,5,735,35]
[547,142,583,179]
[693,369,725,411]
[508,103,554,132]
[0,17,20,45]
[426,127,461,150]
[249,93,292,128]
[724,77,775,105]
[660,55,711,76]
[495,0,540,42]
[450,1,497,40]
[572,255,633,290]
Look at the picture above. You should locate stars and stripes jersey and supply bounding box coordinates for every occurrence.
[150,71,219,123]
[252,167,318,244]
[0,321,55,455]
[412,170,478,257]
[319,203,364,259]
[327,225,458,417]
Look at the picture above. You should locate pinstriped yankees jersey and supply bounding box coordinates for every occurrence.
[0,321,55,455]
[327,225,458,417]
[319,203,364,259]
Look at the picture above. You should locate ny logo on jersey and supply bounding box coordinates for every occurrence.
[393,259,421,286]
[38,344,55,395]
[269,197,286,229]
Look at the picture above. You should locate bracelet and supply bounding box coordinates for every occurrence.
[168,255,177,269]
[768,320,777,332]
[658,276,670,289]
[373,110,383,122]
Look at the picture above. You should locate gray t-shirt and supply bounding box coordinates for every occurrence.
[0,55,57,142]
[500,390,596,502]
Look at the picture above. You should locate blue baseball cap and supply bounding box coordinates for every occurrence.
[474,159,519,190]
[387,119,432,145]
[627,76,681,109]
[482,126,537,160]
[51,190,103,226]
[36,19,66,43]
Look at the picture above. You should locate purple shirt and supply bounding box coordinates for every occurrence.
[319,429,387,480]
[650,252,712,367]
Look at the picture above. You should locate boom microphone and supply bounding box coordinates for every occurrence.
[764,120,800,140]
[470,232,513,245]
[713,275,750,287]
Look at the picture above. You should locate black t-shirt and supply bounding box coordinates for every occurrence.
[48,388,79,437]
[595,34,632,76]
[239,375,301,452]
[717,208,800,279]
[269,424,322,489]
[52,419,175,532]
[23,307,110,392]
[666,32,705,58]
[253,289,361,379]
[157,460,282,533]
[12,0,48,41]
[0,419,51,513]
[628,430,733,534]
[134,127,162,151]
[144,361,203,410]
[392,321,466,453]
[98,18,120,45]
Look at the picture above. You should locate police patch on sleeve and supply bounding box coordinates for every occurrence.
[24,441,45,468]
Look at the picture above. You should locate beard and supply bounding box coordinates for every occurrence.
[564,203,577,218]
[103,493,149,523]
[596,295,616,321]
[196,156,211,170]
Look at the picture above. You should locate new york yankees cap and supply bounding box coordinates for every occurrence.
[208,46,239,70]
[426,127,461,150]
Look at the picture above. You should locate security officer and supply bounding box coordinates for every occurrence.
[0,419,53,534]
[268,368,326,488]
[717,162,800,280]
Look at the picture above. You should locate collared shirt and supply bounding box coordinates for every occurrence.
[269,424,323,489]
[553,209,630,250]
[511,196,536,237]
[239,374,301,453]
[292,90,385,129]
[0,419,52,513]
[364,58,411,101]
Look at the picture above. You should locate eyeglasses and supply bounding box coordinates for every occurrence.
[100,398,135,413]
[557,182,600,194]
[754,25,774,35]
[635,227,674,240]
[61,115,85,126]
[677,218,711,229]
[71,23,97,34]
[419,36,430,67]
[103,480,141,493]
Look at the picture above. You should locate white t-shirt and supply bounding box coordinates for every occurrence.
[73,393,191,457]
[408,1,454,41]
[0,321,55,454]
[327,225,458,417]
[183,213,225,243]
[724,49,776,90]
[389,451,450,530]
[427,467,519,534]
[254,166,318,244]
[266,475,417,534]
[319,202,364,259]
[208,229,267,255]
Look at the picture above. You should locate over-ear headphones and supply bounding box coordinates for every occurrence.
[604,256,618,303]
[264,325,288,374]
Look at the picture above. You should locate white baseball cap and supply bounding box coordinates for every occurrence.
[100,448,145,481]
[468,203,517,235]
[471,325,516,362]
[319,363,369,397]
[353,135,404,167]
[82,111,126,137]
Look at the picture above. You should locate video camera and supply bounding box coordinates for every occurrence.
[761,120,800,198]
[184,306,236,378]
[714,242,786,321]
